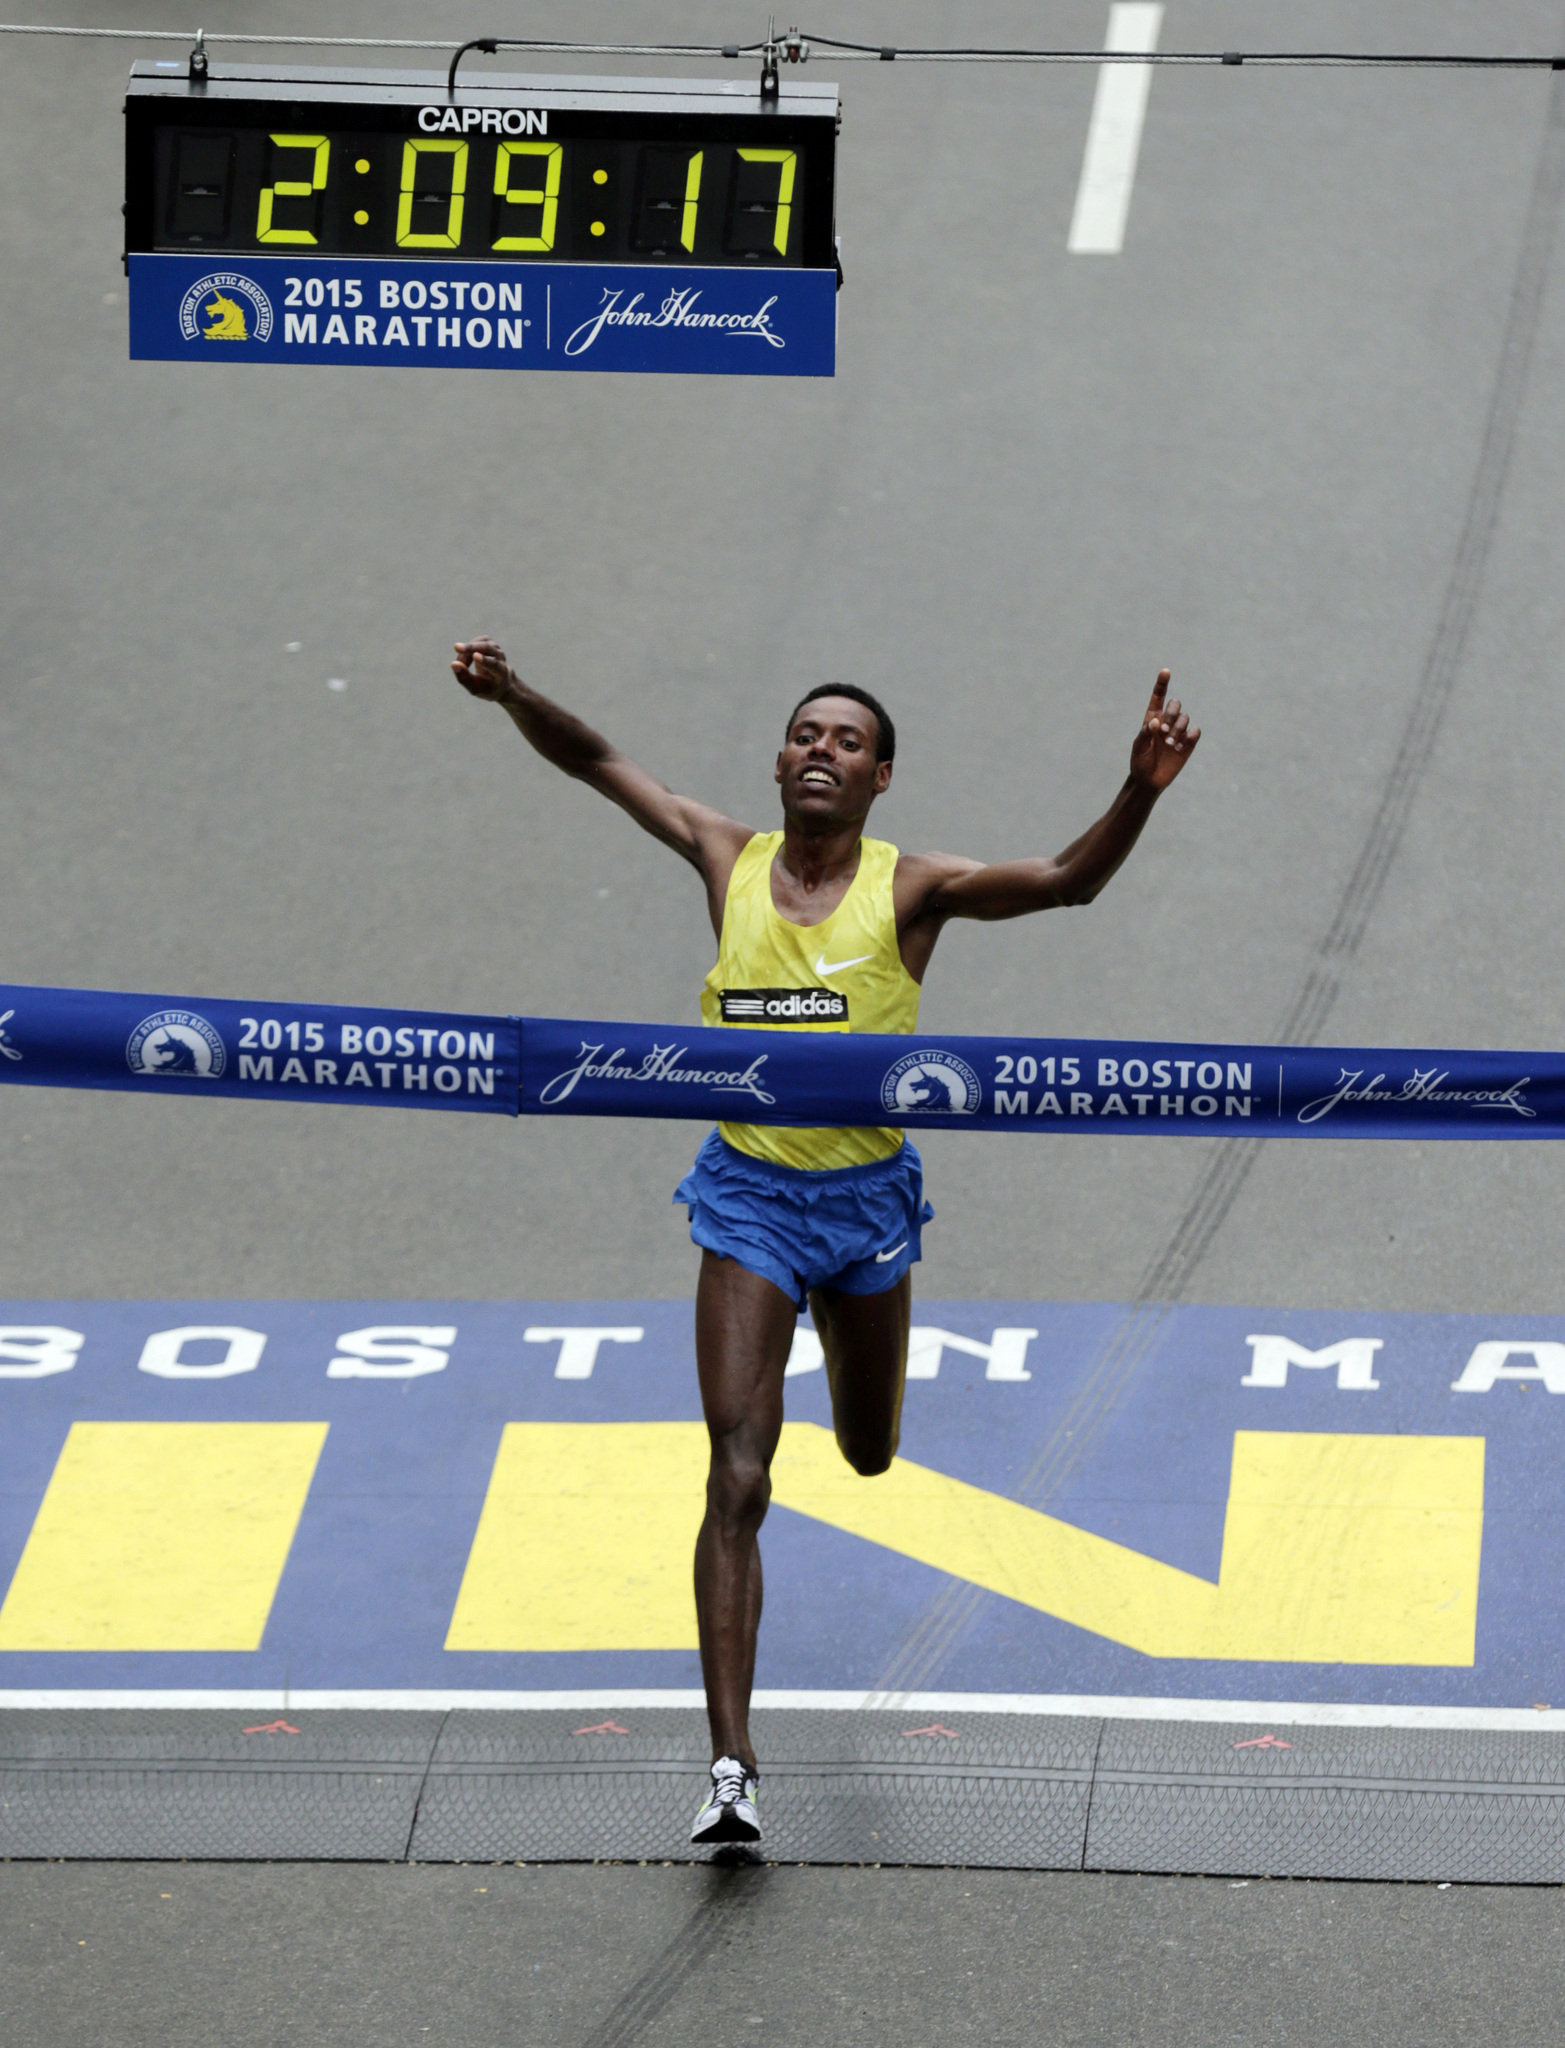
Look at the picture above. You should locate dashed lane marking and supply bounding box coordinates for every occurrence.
[1068,2,1163,254]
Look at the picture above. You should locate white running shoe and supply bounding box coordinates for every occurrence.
[690,1756,761,1845]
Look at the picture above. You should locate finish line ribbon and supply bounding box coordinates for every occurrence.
[0,984,516,1115]
[0,982,1556,1138]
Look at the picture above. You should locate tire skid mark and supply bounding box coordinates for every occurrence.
[872,57,1565,1701]
[583,1860,772,2048]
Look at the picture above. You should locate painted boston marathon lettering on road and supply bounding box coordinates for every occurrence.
[0,1297,1559,1707]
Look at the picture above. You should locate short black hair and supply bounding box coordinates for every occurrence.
[784,683,896,764]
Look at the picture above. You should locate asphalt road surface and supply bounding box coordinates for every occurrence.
[5,0,1565,2040]
[9,1859,1565,2048]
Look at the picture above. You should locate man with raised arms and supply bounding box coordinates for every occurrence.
[450,638,1200,1846]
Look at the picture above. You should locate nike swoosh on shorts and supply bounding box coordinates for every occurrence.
[814,952,873,976]
[874,1242,909,1263]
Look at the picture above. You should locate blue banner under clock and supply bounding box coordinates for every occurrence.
[126,253,837,377]
[2,981,1563,1138]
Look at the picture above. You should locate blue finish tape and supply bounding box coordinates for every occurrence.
[0,983,1558,1136]
[0,984,517,1115]
[518,1014,1556,1138]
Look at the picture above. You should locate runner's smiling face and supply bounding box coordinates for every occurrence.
[776,696,893,825]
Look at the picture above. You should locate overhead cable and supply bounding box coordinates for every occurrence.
[0,23,756,55]
[0,21,1560,70]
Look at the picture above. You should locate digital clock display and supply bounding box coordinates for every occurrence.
[124,64,840,377]
[125,64,837,271]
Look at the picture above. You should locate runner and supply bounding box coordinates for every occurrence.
[450,637,1200,1846]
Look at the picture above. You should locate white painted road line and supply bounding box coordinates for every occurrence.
[5,1689,1565,1732]
[1068,1,1164,254]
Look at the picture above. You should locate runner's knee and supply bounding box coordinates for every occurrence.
[706,1447,772,1529]
[836,1425,897,1478]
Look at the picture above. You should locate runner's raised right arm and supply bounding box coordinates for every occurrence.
[451,636,751,931]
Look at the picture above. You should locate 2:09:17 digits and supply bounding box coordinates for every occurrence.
[158,128,805,266]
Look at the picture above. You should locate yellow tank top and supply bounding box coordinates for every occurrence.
[701,831,921,1170]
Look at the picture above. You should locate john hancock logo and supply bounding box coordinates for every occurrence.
[126,1010,227,1080]
[565,286,783,357]
[178,272,274,346]
[1296,1065,1535,1124]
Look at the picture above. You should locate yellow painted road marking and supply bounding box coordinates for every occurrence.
[0,1422,328,1651]
[446,1421,1483,1665]
[773,1424,1484,1665]
[446,1422,707,1651]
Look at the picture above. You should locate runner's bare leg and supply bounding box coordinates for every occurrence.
[694,1256,912,1767]
[811,1274,912,1475]
[694,1253,795,1768]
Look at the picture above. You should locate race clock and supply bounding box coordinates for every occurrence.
[125,61,840,377]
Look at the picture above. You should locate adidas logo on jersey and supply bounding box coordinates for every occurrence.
[721,987,849,1023]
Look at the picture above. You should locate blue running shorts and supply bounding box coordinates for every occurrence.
[674,1129,935,1308]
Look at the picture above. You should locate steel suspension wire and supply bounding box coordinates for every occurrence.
[0,24,760,55]
[793,31,1565,68]
[0,20,1560,70]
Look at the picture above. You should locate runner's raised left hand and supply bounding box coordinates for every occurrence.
[1129,669,1200,790]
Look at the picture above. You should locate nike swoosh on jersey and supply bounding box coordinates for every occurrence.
[874,1242,909,1263]
[814,952,874,976]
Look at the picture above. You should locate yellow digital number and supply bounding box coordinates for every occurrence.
[397,138,469,249]
[492,141,562,251]
[736,147,796,254]
[257,134,329,245]
[681,150,703,253]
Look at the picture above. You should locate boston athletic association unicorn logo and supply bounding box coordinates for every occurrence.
[125,1009,227,1080]
[879,1049,982,1116]
[177,272,274,347]
[202,292,250,341]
